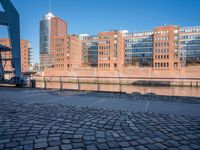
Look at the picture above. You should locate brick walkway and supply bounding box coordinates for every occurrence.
[0,97,200,150]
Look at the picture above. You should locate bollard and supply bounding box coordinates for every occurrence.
[30,80,36,88]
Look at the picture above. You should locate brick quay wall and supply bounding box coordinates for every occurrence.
[32,67,200,91]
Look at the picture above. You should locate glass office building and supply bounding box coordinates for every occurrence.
[79,35,98,67]
[180,26,200,66]
[39,12,55,70]
[124,32,154,67]
[40,12,54,54]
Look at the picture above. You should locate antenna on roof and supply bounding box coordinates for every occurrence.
[49,0,51,12]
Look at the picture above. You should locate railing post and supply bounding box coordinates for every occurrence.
[77,76,80,91]
[60,77,63,91]
[43,76,46,90]
[119,77,122,94]
[96,77,100,91]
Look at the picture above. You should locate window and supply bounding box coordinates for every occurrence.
[174,30,178,34]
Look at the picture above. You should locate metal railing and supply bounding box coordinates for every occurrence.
[32,76,200,96]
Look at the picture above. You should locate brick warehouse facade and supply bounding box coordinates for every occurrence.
[153,26,181,70]
[80,26,200,71]
[39,12,200,74]
[0,38,31,73]
[53,35,82,70]
[98,31,124,71]
[50,17,67,57]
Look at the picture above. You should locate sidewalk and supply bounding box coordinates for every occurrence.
[1,87,200,117]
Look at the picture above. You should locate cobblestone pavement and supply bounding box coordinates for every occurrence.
[0,98,200,150]
[50,91,200,104]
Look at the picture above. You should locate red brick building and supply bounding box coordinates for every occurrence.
[50,17,67,55]
[98,31,124,71]
[0,38,31,73]
[54,35,82,70]
[153,26,180,70]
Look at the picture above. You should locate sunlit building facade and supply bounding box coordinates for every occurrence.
[180,26,200,67]
[98,30,124,70]
[39,12,67,70]
[54,35,82,70]
[79,34,98,67]
[153,26,180,70]
[124,31,154,67]
[0,38,31,73]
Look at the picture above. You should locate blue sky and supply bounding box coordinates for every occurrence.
[0,0,200,63]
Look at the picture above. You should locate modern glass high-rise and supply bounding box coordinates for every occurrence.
[39,12,67,70]
[39,12,55,70]
[40,12,54,54]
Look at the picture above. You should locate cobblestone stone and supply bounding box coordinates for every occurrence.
[34,142,48,149]
[23,144,33,150]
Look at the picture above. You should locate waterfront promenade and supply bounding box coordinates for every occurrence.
[0,87,200,150]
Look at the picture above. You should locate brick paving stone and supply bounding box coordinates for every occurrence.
[73,134,83,139]
[108,142,119,148]
[61,144,72,150]
[35,138,47,143]
[97,143,109,149]
[84,140,95,146]
[72,143,85,148]
[155,143,167,149]
[12,146,23,150]
[168,148,179,150]
[190,144,200,149]
[119,141,130,147]
[122,147,136,150]
[83,136,95,141]
[180,140,191,145]
[96,138,106,143]
[135,145,148,150]
[49,140,61,146]
[153,137,164,143]
[96,133,105,138]
[0,139,9,144]
[86,144,98,150]
[48,137,60,141]
[143,137,155,144]
[62,139,70,144]
[167,140,180,147]
[136,139,147,145]
[178,145,192,150]
[46,146,59,150]
[130,141,139,146]
[34,142,48,149]
[72,138,82,143]
[146,144,158,149]
[112,132,120,138]
[0,144,4,149]
[23,144,33,150]
[5,142,18,148]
